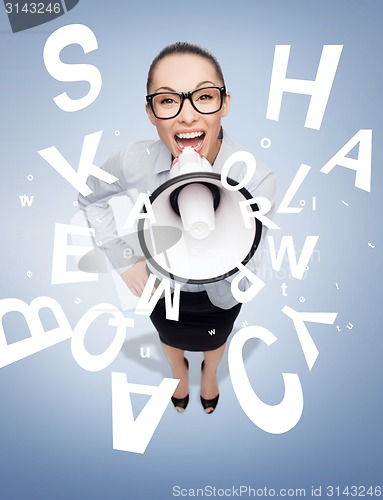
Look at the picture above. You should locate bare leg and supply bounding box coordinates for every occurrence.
[201,343,226,413]
[161,342,188,412]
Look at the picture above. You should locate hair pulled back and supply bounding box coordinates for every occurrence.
[146,41,225,93]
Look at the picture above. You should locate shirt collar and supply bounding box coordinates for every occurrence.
[152,141,173,175]
[212,130,233,173]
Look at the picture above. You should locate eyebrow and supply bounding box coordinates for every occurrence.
[153,81,217,93]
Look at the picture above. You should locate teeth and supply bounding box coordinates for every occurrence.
[176,131,204,139]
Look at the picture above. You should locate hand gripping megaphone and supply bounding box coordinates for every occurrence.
[138,147,262,284]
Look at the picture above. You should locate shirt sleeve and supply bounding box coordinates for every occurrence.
[77,146,143,273]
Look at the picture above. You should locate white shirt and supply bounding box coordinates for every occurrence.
[78,130,276,309]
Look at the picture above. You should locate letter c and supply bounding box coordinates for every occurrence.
[228,325,304,433]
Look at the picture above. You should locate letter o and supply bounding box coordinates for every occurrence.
[71,304,133,371]
[220,151,256,191]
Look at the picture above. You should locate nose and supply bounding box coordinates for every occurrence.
[178,97,198,124]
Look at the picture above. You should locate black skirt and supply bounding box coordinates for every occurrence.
[150,291,241,352]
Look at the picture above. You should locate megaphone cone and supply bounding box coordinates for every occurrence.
[138,148,262,284]
[176,182,215,239]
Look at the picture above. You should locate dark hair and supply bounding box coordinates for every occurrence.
[146,41,225,93]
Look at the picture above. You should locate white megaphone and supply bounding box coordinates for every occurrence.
[138,147,262,284]
[168,148,217,240]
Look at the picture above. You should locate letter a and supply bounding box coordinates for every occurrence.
[124,193,156,228]
[111,372,179,454]
[320,129,372,192]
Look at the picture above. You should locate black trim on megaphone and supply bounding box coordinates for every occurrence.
[138,172,262,285]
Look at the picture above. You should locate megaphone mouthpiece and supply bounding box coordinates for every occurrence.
[169,148,220,239]
[170,147,212,178]
[177,183,215,239]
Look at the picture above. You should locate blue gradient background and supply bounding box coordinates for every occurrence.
[1,1,382,498]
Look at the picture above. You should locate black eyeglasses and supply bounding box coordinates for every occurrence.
[146,86,226,120]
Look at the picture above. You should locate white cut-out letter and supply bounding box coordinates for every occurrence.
[43,24,102,112]
[124,193,156,228]
[38,131,118,196]
[268,235,319,279]
[71,304,134,372]
[0,296,72,368]
[267,45,343,130]
[282,306,337,370]
[19,195,35,207]
[239,196,279,229]
[230,263,265,304]
[112,372,179,454]
[320,129,372,192]
[135,275,180,321]
[228,325,304,433]
[52,223,99,284]
[221,151,256,191]
[277,164,312,213]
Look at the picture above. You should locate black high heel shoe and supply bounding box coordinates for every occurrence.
[200,360,219,414]
[171,357,189,412]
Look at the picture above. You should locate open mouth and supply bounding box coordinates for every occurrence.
[175,131,205,151]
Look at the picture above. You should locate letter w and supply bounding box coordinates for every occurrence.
[19,195,34,207]
[267,235,319,279]
[135,275,180,321]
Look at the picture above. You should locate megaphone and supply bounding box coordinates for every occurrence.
[138,147,262,284]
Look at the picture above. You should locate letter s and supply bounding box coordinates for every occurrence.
[43,24,102,112]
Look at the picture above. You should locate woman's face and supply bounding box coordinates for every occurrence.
[146,53,230,165]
